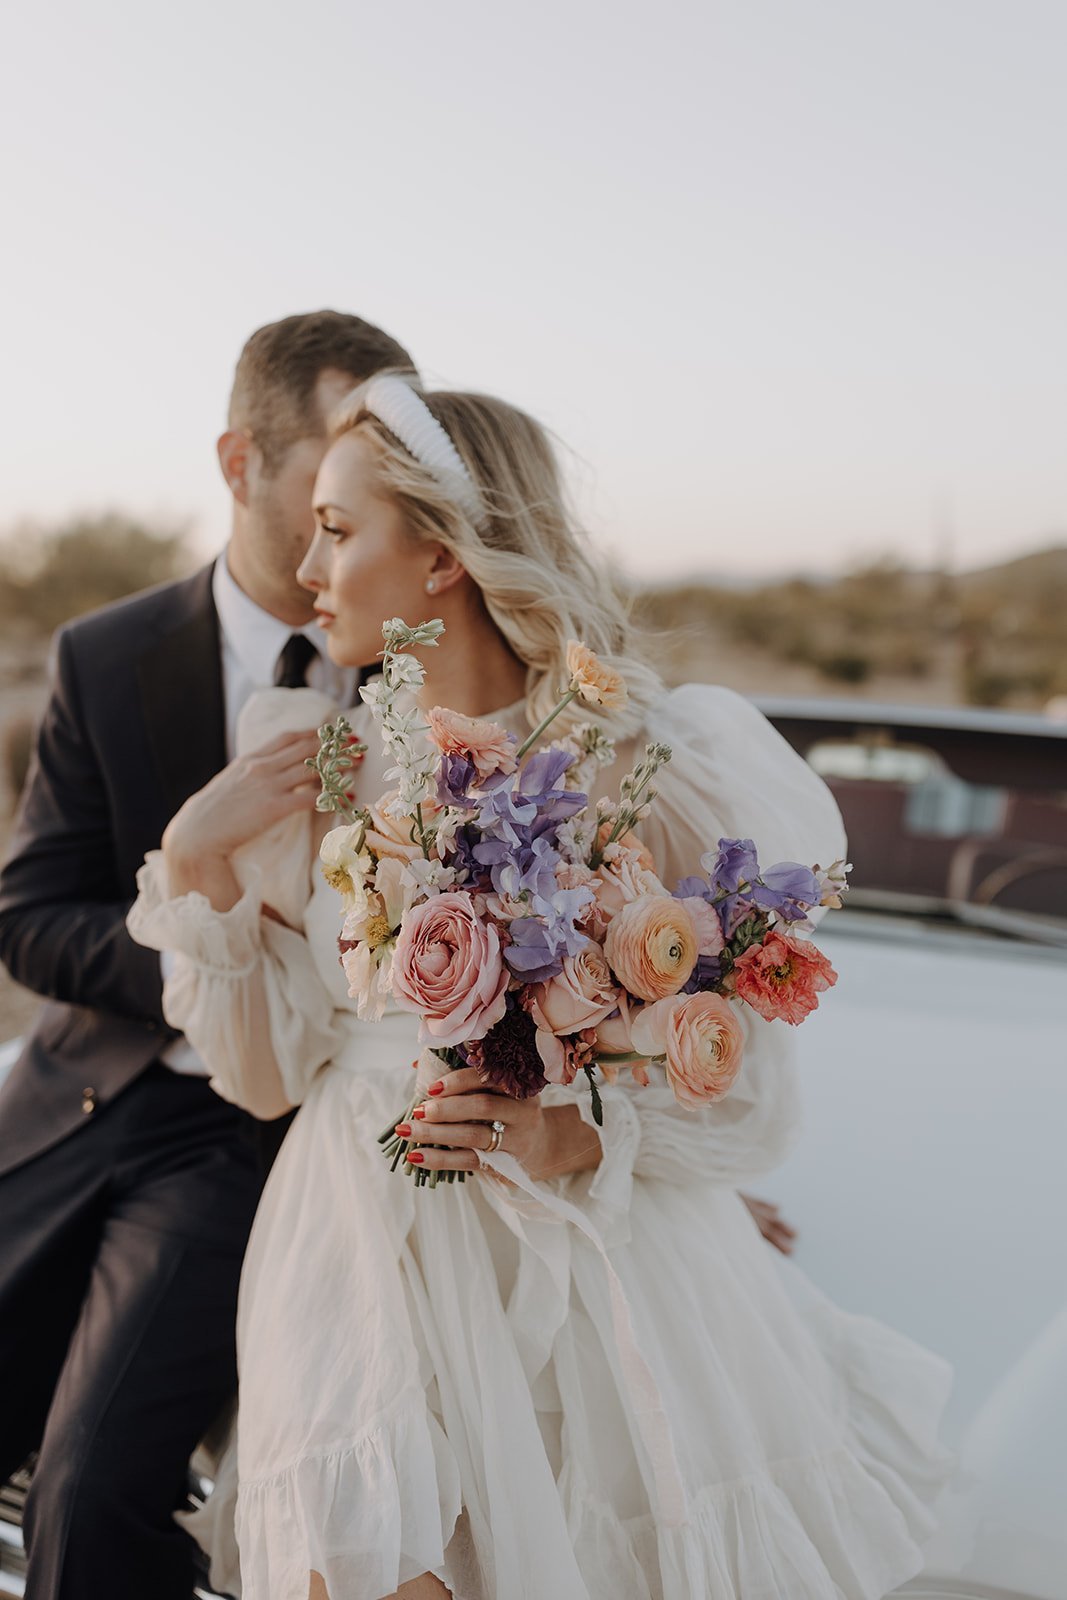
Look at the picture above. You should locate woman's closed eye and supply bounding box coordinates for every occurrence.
[320,521,348,542]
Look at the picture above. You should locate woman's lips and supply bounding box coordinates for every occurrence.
[314,609,335,629]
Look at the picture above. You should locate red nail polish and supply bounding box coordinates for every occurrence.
[428,1081,444,1095]
[412,1106,426,1120]
[407,1151,424,1164]
[410,1059,419,1070]
[395,1123,412,1137]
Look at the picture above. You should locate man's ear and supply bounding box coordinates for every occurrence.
[217,429,256,506]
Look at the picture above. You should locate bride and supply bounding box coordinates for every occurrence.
[129,374,951,1600]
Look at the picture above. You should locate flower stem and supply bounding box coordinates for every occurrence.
[514,688,580,762]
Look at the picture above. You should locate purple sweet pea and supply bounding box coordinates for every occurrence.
[701,838,759,895]
[501,885,593,983]
[681,953,727,994]
[750,861,821,924]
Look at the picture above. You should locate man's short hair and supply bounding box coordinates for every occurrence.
[228,310,415,471]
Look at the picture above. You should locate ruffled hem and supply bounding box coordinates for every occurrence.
[233,1400,462,1600]
[563,1439,932,1600]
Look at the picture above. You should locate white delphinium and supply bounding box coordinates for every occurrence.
[360,619,446,845]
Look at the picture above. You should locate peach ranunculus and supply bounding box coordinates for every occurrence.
[732,930,837,1025]
[364,790,437,861]
[527,943,622,1037]
[630,992,745,1107]
[566,641,628,710]
[390,892,510,1046]
[594,846,668,921]
[604,894,698,1002]
[425,706,518,785]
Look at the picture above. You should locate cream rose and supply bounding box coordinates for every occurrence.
[630,992,745,1107]
[365,791,439,861]
[604,894,698,1002]
[527,943,621,1036]
[594,846,668,921]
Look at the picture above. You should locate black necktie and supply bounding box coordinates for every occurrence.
[273,632,318,689]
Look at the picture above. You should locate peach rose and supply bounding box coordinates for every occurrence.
[527,943,621,1036]
[604,894,698,1002]
[566,641,628,709]
[630,992,745,1107]
[391,892,509,1046]
[732,930,837,1025]
[425,706,518,784]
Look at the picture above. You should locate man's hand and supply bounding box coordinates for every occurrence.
[741,1194,797,1255]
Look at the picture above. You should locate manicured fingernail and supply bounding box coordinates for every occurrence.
[412,1106,426,1120]
[428,1081,444,1095]
[410,1059,419,1070]
[406,1151,424,1164]
[395,1123,412,1137]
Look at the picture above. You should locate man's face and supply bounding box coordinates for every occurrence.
[234,368,360,623]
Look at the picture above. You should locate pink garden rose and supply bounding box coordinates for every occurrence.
[527,943,621,1037]
[732,930,837,1025]
[678,896,726,957]
[630,992,745,1107]
[425,706,518,785]
[604,894,698,1002]
[391,892,509,1046]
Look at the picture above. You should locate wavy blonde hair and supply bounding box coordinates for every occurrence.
[329,376,662,737]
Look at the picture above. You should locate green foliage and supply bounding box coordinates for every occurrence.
[0,513,194,634]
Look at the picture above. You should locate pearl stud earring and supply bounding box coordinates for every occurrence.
[426,579,436,593]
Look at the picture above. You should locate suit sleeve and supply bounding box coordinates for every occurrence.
[0,626,167,1023]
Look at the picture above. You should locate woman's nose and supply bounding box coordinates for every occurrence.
[297,531,326,591]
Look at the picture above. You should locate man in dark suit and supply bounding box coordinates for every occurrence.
[0,310,414,1600]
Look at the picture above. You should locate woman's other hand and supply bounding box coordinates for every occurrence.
[162,729,324,906]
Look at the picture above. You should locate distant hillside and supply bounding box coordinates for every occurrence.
[634,544,1067,711]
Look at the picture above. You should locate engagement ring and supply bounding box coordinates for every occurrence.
[485,1119,506,1154]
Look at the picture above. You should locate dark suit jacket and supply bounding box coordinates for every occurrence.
[0,564,227,1176]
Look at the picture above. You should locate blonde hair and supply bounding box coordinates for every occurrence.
[329,376,662,737]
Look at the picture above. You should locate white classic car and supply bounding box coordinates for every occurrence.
[2,699,1065,1600]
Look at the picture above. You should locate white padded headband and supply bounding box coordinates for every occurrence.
[361,375,485,528]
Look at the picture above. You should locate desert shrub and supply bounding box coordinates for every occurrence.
[0,514,193,635]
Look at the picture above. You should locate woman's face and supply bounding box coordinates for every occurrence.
[299,429,436,668]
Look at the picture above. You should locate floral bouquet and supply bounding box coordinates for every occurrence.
[311,619,849,1187]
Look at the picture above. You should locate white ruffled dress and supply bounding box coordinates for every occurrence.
[129,683,952,1600]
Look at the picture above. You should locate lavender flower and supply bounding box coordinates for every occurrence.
[750,862,821,924]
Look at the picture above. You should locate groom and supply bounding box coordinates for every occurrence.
[0,310,414,1600]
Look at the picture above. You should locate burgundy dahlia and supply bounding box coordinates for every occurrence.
[464,998,547,1100]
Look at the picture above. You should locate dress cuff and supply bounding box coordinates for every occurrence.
[128,851,264,976]
[541,1078,642,1246]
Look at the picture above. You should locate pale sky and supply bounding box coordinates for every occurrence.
[1,0,1064,580]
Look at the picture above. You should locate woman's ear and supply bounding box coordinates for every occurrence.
[425,545,467,595]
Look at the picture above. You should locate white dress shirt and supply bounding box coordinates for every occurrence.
[161,552,360,1076]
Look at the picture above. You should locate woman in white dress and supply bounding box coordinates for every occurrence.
[129,375,951,1600]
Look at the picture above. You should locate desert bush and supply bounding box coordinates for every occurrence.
[0,513,194,635]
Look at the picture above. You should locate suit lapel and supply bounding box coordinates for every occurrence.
[136,564,227,819]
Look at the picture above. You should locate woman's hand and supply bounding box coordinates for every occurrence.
[162,729,326,906]
[399,1067,603,1180]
